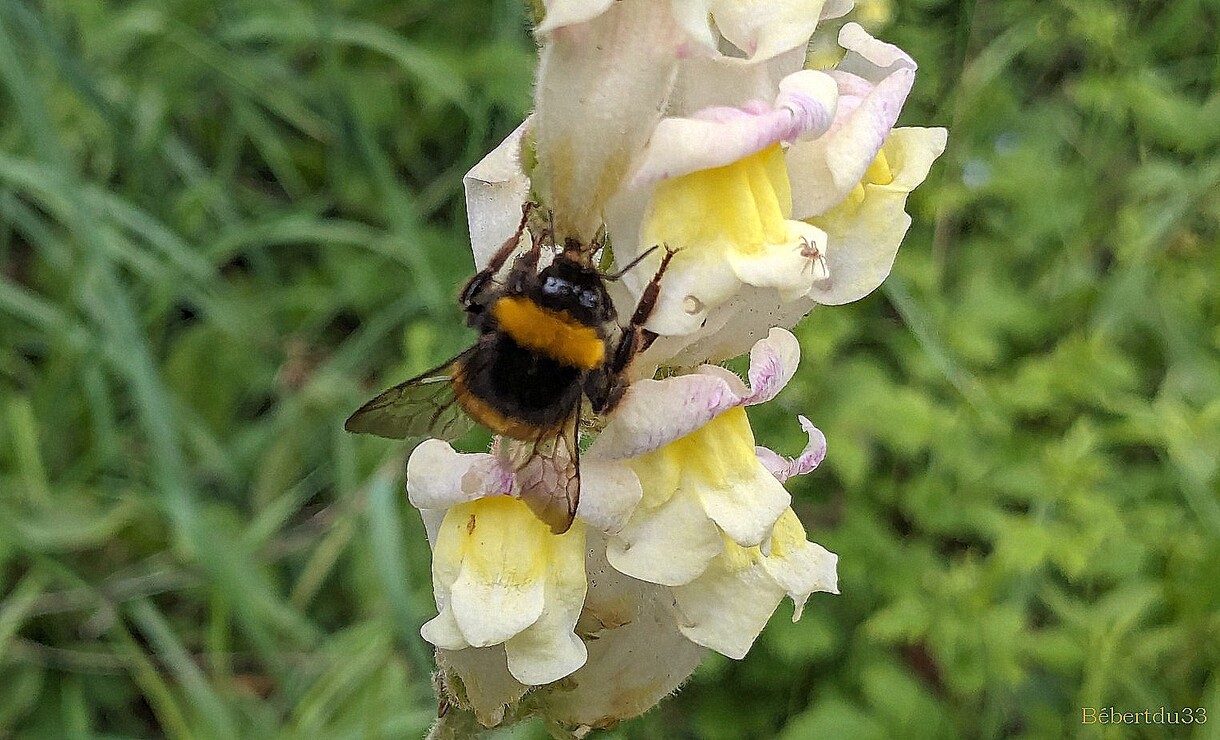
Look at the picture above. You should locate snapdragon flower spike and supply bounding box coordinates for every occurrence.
[587,328,838,658]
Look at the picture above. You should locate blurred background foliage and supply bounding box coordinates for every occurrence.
[1,0,1217,737]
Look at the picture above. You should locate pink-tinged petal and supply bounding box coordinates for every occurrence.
[534,0,683,240]
[463,121,531,268]
[742,327,801,405]
[535,0,618,33]
[590,373,742,459]
[807,126,948,305]
[631,70,837,187]
[693,364,751,399]
[754,446,789,480]
[577,458,643,534]
[606,490,724,586]
[787,24,918,219]
[407,440,514,511]
[755,415,828,482]
[704,0,833,62]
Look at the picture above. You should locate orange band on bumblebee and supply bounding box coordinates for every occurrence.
[492,296,605,370]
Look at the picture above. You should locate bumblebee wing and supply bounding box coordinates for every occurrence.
[514,400,581,534]
[344,351,475,441]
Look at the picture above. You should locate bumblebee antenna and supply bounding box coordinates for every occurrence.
[602,244,664,281]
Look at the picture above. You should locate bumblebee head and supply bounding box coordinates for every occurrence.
[535,256,615,325]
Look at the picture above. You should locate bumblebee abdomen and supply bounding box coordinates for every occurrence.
[452,335,583,439]
[491,296,605,370]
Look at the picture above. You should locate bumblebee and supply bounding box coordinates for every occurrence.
[345,205,674,533]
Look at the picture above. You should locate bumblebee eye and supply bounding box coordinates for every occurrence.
[543,276,566,296]
[579,290,599,309]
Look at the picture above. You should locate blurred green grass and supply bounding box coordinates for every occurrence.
[1,0,1218,737]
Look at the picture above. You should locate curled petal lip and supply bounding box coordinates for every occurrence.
[630,69,838,187]
[592,328,800,459]
[755,415,828,483]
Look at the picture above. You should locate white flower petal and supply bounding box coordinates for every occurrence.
[536,0,618,33]
[667,45,808,114]
[695,459,790,547]
[534,0,682,239]
[502,522,589,684]
[644,247,744,336]
[539,533,708,726]
[640,286,816,366]
[760,509,839,619]
[820,0,854,19]
[787,24,918,219]
[419,507,446,551]
[672,547,786,659]
[764,540,838,620]
[669,0,721,56]
[707,0,831,62]
[407,440,513,511]
[807,126,948,305]
[450,562,547,647]
[756,415,828,482]
[506,626,587,685]
[722,222,826,301]
[464,121,531,268]
[836,21,916,81]
[607,491,724,586]
[576,458,643,534]
[421,605,468,651]
[886,126,949,190]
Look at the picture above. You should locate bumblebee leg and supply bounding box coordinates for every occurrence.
[459,201,536,312]
[586,247,678,414]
